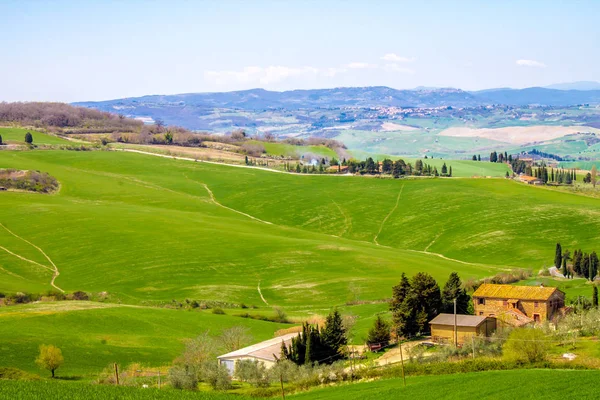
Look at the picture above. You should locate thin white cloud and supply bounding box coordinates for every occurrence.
[204,66,320,85]
[383,64,415,74]
[344,62,377,69]
[381,53,416,63]
[516,59,546,68]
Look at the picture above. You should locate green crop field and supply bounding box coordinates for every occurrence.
[292,369,600,399]
[1,149,600,377]
[0,302,286,377]
[246,140,338,159]
[0,127,71,145]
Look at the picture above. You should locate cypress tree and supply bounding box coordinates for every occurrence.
[441,163,447,175]
[25,132,33,144]
[449,166,452,177]
[321,309,347,360]
[0,134,2,145]
[477,155,481,162]
[582,253,590,279]
[304,329,313,365]
[562,257,568,277]
[367,315,391,346]
[441,272,470,314]
[554,243,562,268]
[594,286,599,308]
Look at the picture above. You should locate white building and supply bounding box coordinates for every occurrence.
[217,333,297,375]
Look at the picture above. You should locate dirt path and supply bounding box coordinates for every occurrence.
[373,185,404,245]
[257,281,269,305]
[0,223,64,292]
[424,231,443,252]
[331,199,352,237]
[199,182,273,225]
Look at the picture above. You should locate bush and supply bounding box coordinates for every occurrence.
[168,365,199,390]
[212,307,225,315]
[235,360,270,387]
[72,291,89,301]
[503,328,549,363]
[202,362,232,390]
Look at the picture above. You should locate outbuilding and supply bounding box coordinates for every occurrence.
[217,333,297,375]
[429,313,496,345]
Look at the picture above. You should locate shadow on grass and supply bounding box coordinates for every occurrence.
[54,375,84,381]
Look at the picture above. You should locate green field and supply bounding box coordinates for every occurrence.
[292,369,600,399]
[0,127,71,145]
[1,369,599,399]
[246,140,338,159]
[1,149,600,376]
[0,302,286,377]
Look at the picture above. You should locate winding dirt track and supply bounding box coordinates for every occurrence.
[0,223,64,292]
[373,185,404,245]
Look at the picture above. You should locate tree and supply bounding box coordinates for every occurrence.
[367,315,391,346]
[554,243,562,269]
[503,329,548,363]
[220,326,251,353]
[164,131,173,144]
[593,286,598,308]
[0,134,3,145]
[441,272,470,314]
[449,166,452,177]
[415,159,424,174]
[390,273,411,314]
[592,165,597,188]
[321,309,347,360]
[381,159,393,174]
[25,132,33,144]
[477,155,481,161]
[441,163,448,175]
[472,155,477,161]
[154,118,165,132]
[36,344,64,378]
[590,252,599,281]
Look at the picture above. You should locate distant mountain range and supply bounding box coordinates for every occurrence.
[74,84,600,129]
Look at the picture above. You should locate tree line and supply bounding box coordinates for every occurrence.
[282,310,347,365]
[534,165,577,184]
[555,242,599,280]
[288,157,453,177]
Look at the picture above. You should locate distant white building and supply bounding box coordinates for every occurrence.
[217,333,297,375]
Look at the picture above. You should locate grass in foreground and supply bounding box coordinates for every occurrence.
[292,369,600,399]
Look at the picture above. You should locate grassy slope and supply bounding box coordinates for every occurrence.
[247,140,338,159]
[292,369,600,400]
[0,150,497,307]
[1,150,600,305]
[0,127,71,145]
[0,302,287,377]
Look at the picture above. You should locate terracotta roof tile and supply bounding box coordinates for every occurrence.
[473,283,560,301]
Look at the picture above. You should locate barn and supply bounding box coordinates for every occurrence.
[217,333,297,375]
[429,314,496,345]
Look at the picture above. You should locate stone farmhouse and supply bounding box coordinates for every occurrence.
[472,283,566,326]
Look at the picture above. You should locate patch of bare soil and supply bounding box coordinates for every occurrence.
[439,125,600,145]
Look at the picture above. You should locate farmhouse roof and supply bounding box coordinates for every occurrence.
[217,333,297,363]
[429,313,489,328]
[473,283,561,301]
[520,175,540,182]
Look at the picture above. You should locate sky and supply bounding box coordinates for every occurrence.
[1,0,599,102]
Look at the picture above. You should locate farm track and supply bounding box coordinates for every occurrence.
[257,281,269,305]
[191,178,273,225]
[373,185,404,245]
[0,223,64,292]
[331,199,352,237]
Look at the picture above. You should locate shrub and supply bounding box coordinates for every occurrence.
[201,362,232,390]
[212,307,225,315]
[168,365,199,390]
[503,328,549,363]
[235,360,270,387]
[72,291,89,301]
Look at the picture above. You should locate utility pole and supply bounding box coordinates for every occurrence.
[399,342,406,387]
[454,298,458,347]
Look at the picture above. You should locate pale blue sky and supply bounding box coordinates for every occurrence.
[1,0,598,102]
